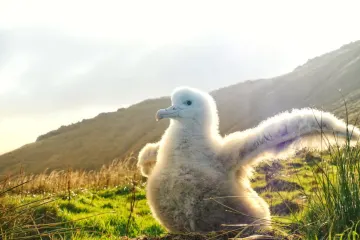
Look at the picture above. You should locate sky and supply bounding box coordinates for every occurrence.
[0,0,360,154]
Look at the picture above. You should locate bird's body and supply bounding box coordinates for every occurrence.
[137,87,359,233]
[146,120,270,232]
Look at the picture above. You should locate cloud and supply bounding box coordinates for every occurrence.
[0,29,303,118]
[1,0,360,119]
[0,30,122,115]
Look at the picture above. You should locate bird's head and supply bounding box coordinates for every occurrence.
[156,87,219,133]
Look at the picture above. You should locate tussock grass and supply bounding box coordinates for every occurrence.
[289,106,360,239]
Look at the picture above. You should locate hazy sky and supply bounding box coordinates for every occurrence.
[1,0,360,154]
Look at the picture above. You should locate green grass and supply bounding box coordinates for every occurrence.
[293,144,360,239]
[2,146,360,239]
[1,186,165,239]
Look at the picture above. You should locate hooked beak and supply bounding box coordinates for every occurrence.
[156,105,180,121]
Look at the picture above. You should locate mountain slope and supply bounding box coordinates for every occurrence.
[1,41,360,174]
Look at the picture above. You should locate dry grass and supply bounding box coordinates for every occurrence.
[1,154,140,195]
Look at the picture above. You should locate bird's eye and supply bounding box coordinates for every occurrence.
[186,100,192,106]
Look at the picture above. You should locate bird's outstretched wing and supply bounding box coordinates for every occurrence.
[220,108,360,170]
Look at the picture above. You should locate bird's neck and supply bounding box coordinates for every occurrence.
[173,120,217,138]
[157,121,222,166]
[163,121,221,152]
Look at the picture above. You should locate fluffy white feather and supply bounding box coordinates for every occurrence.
[221,108,360,172]
[137,142,159,177]
[137,86,359,233]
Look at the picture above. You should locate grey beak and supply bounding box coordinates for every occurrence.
[156,106,179,121]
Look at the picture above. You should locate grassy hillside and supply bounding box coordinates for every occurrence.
[1,41,360,174]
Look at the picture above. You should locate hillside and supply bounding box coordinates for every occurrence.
[1,40,360,174]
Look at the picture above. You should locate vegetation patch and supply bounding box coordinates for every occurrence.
[1,141,360,239]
